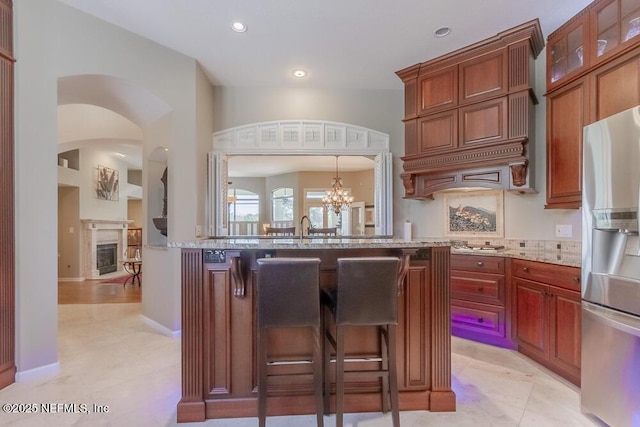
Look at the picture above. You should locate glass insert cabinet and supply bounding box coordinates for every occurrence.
[548,0,640,88]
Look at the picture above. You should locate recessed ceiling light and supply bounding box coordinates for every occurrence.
[231,22,247,33]
[292,69,307,78]
[434,26,451,38]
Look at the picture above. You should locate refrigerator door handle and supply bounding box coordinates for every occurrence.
[583,301,640,338]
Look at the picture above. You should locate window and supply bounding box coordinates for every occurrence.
[228,188,259,235]
[272,187,294,222]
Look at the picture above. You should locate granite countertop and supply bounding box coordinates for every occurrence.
[168,238,450,250]
[451,247,581,268]
[167,238,581,268]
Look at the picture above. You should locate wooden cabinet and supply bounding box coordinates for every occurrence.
[417,65,458,115]
[459,50,508,104]
[548,12,589,88]
[545,77,589,208]
[397,260,431,391]
[546,0,640,209]
[202,251,254,399]
[591,47,640,119]
[546,49,640,209]
[512,259,581,385]
[548,0,640,89]
[592,0,640,64]
[450,255,514,348]
[415,110,458,156]
[397,21,544,199]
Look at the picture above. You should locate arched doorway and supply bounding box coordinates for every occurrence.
[57,103,144,286]
[50,75,176,357]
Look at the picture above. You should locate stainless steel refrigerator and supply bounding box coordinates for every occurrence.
[582,105,640,427]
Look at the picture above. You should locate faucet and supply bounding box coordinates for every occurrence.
[299,215,311,239]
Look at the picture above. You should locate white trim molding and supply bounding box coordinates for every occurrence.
[140,314,181,339]
[16,362,61,382]
[212,120,389,155]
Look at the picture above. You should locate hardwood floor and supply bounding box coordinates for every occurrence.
[58,277,141,304]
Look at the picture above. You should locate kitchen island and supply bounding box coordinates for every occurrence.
[170,238,455,422]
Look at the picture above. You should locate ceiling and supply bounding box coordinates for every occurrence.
[56,0,593,176]
[57,0,593,90]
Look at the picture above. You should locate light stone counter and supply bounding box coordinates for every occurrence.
[450,247,581,267]
[168,237,451,250]
[168,238,581,267]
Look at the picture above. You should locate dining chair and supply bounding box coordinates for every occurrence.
[265,226,296,236]
[308,227,338,236]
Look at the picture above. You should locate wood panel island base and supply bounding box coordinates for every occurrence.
[171,239,455,423]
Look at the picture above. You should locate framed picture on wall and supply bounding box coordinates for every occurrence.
[443,190,504,238]
[96,165,119,201]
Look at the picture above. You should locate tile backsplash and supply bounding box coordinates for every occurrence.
[462,238,582,266]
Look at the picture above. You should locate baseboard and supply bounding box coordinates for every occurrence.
[57,276,85,282]
[140,314,181,339]
[16,362,60,382]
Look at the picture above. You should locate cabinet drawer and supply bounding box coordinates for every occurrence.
[451,270,505,306]
[511,259,581,292]
[451,254,505,274]
[451,300,506,338]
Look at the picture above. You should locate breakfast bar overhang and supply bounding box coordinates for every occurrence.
[170,238,455,423]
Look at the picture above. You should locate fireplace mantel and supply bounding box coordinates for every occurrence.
[81,219,133,279]
[82,219,133,227]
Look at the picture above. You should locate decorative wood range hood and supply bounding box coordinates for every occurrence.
[396,20,544,199]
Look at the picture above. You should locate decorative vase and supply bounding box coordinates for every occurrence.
[153,167,168,236]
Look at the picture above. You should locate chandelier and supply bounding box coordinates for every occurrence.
[322,156,354,215]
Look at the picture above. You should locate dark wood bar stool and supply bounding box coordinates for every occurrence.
[322,256,401,427]
[256,257,324,427]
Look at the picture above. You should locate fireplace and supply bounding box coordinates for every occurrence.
[81,219,132,279]
[96,243,117,275]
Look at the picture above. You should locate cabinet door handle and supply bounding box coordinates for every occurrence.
[523,267,529,272]
[478,286,484,293]
[477,261,484,267]
[573,276,580,283]
[477,317,484,324]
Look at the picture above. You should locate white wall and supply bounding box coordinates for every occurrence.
[79,145,129,221]
[15,0,60,377]
[195,64,216,237]
[127,199,143,227]
[15,0,213,376]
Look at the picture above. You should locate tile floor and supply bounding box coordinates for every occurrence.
[0,303,602,427]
